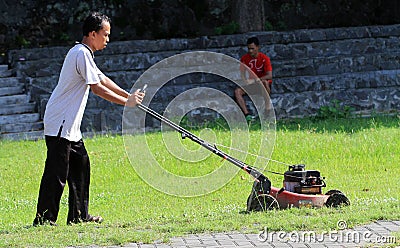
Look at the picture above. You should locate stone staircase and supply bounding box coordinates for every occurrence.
[0,65,43,140]
[4,24,400,139]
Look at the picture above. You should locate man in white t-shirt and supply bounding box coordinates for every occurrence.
[33,12,144,226]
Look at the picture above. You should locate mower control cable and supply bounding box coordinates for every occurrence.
[214,143,292,168]
[212,143,318,180]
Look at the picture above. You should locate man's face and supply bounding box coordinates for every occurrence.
[92,21,110,51]
[247,43,259,58]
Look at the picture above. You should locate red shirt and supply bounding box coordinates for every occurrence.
[240,52,272,80]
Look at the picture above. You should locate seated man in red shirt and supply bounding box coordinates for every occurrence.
[234,37,273,121]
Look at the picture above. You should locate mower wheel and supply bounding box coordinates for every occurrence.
[247,194,279,212]
[325,189,344,196]
[325,193,350,207]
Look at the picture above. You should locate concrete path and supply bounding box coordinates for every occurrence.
[115,220,399,248]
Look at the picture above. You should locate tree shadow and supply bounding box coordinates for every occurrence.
[276,114,399,134]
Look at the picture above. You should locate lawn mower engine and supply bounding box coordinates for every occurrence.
[247,164,350,212]
[283,164,325,194]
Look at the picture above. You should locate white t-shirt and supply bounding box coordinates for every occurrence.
[44,43,105,141]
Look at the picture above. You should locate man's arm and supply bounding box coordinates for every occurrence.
[240,65,258,84]
[259,55,273,82]
[90,82,144,107]
[100,76,130,98]
[258,71,273,81]
[240,69,248,83]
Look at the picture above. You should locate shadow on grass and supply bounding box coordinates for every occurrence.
[276,114,399,134]
[145,113,399,135]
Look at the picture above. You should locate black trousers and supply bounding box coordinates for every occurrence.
[34,136,91,224]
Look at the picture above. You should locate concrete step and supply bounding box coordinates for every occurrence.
[0,94,29,105]
[0,103,36,115]
[273,69,400,93]
[0,77,23,87]
[0,113,40,125]
[0,65,13,78]
[15,49,400,79]
[28,76,58,93]
[7,24,400,63]
[0,84,24,96]
[272,51,400,78]
[0,121,43,133]
[1,130,44,140]
[0,65,8,75]
[0,70,12,78]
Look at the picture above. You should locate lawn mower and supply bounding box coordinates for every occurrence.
[136,87,350,211]
[247,163,350,211]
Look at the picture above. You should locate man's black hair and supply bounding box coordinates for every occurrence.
[82,12,111,36]
[247,37,260,46]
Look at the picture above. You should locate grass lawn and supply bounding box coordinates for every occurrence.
[0,115,399,247]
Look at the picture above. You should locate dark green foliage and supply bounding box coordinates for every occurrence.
[214,21,240,35]
[315,100,355,120]
[1,0,400,53]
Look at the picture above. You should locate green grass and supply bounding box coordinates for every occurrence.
[0,115,399,247]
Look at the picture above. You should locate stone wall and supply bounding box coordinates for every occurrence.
[1,0,399,60]
[7,24,400,133]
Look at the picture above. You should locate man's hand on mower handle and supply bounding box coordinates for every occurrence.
[126,89,145,107]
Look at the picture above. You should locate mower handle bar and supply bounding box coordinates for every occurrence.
[136,103,268,182]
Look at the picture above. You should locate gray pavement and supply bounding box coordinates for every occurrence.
[116,220,399,248]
